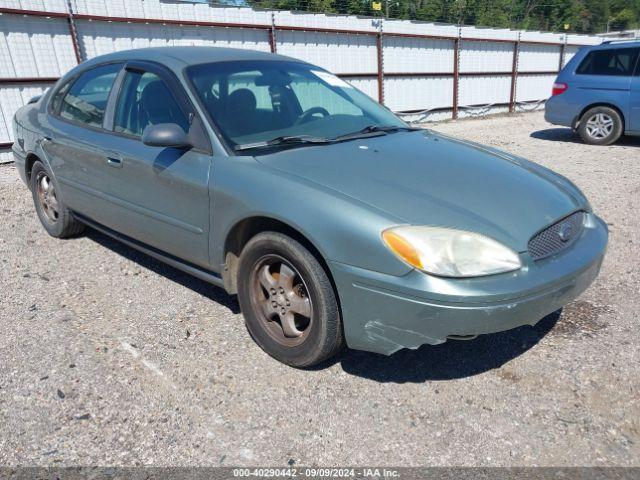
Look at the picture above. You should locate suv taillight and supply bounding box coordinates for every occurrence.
[552,82,568,96]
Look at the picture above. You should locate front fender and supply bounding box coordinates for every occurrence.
[209,155,413,278]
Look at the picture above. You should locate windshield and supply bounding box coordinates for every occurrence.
[186,60,407,150]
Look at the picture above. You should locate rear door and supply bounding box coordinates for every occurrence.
[98,61,213,267]
[44,62,124,220]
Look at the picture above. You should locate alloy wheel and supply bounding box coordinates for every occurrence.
[36,171,59,224]
[585,113,614,140]
[249,254,313,347]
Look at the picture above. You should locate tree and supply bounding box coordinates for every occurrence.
[242,0,640,33]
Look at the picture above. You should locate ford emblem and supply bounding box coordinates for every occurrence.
[558,223,573,242]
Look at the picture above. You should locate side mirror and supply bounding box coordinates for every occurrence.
[28,94,42,105]
[142,123,191,149]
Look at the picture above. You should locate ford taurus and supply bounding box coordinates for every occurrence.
[12,47,608,367]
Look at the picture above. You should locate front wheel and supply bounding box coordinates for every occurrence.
[237,232,344,367]
[578,106,623,146]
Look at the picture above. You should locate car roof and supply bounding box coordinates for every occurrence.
[591,39,640,50]
[73,46,305,73]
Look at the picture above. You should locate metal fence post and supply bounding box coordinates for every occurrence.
[558,35,566,71]
[508,33,520,113]
[269,12,277,53]
[376,20,385,104]
[452,27,461,119]
[66,0,83,64]
[377,32,384,104]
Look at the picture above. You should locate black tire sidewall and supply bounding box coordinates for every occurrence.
[578,107,623,146]
[237,232,342,367]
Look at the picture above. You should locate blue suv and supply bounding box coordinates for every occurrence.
[545,40,640,145]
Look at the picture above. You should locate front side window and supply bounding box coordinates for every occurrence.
[114,70,189,138]
[577,48,640,76]
[59,63,121,128]
[187,60,405,149]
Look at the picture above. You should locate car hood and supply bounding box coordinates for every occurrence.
[256,130,587,252]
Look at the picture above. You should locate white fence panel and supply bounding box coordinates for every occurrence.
[0,15,77,77]
[519,43,561,72]
[385,76,453,112]
[1,0,67,12]
[276,31,377,74]
[459,41,514,72]
[517,74,556,102]
[383,37,453,74]
[343,76,377,101]
[77,21,271,59]
[459,75,511,106]
[0,83,50,143]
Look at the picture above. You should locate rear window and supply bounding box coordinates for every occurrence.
[576,48,640,76]
[59,63,121,128]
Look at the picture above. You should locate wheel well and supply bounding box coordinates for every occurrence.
[576,103,625,130]
[222,216,335,298]
[25,153,41,183]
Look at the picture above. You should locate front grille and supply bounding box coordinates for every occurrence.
[528,211,585,260]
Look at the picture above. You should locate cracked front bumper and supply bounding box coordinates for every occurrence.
[330,213,608,356]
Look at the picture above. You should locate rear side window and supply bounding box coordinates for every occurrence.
[113,70,189,138]
[576,48,640,76]
[59,63,121,128]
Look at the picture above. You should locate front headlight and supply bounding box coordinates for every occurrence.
[382,226,522,278]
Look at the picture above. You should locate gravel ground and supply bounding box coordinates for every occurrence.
[0,111,638,467]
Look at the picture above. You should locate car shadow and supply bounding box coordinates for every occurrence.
[531,128,640,146]
[85,228,559,382]
[85,229,241,314]
[325,311,560,383]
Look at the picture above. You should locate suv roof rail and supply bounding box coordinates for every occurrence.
[601,38,640,44]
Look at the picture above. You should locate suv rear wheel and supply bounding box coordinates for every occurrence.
[237,232,344,367]
[578,106,623,146]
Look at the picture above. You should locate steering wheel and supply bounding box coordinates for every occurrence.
[295,107,330,125]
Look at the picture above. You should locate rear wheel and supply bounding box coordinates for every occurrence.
[578,106,623,146]
[30,161,84,238]
[237,232,344,367]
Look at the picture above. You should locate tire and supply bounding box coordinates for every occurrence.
[578,106,623,146]
[30,160,84,238]
[237,231,344,367]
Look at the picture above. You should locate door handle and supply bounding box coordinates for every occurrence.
[106,156,122,168]
[105,152,123,168]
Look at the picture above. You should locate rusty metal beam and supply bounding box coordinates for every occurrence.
[376,31,384,104]
[509,39,520,113]
[268,13,277,53]
[0,77,59,84]
[558,43,566,71]
[452,37,460,119]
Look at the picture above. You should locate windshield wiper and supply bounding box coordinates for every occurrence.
[234,135,331,151]
[332,124,422,142]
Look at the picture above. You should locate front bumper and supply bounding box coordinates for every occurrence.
[330,213,608,356]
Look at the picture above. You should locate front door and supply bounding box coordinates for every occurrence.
[93,63,213,268]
